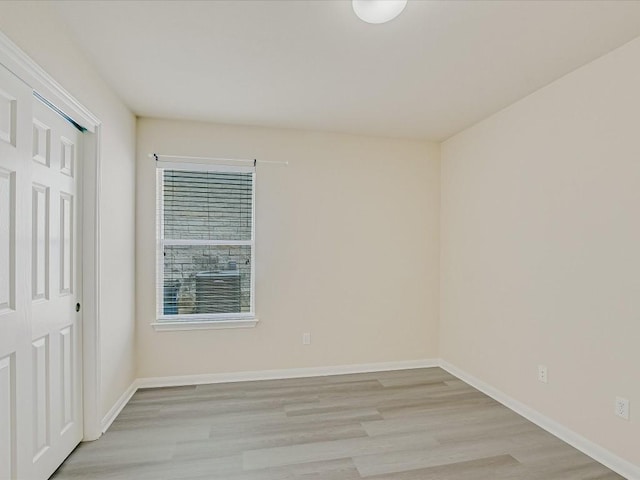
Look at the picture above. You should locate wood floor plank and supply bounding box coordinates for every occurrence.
[363,454,523,480]
[174,423,368,460]
[243,431,439,470]
[51,367,625,480]
[352,429,551,477]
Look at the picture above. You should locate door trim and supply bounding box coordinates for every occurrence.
[0,31,103,441]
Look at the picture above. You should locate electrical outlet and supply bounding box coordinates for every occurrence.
[302,333,311,345]
[537,365,548,383]
[615,397,630,420]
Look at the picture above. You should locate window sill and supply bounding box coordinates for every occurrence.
[151,318,259,332]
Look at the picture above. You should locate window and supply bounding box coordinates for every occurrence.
[154,160,256,330]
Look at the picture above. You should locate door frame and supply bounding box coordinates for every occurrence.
[0,31,103,441]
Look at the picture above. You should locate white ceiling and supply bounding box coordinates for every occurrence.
[53,0,640,141]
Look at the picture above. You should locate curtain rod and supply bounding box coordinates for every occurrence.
[150,153,288,166]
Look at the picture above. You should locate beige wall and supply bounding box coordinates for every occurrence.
[0,3,137,420]
[136,118,440,377]
[6,2,637,469]
[441,37,640,465]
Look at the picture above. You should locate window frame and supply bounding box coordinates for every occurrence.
[152,159,257,331]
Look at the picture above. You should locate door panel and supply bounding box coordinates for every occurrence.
[0,168,14,311]
[0,88,16,146]
[59,326,73,434]
[0,61,33,480]
[31,337,50,463]
[59,192,73,296]
[30,92,83,480]
[32,184,49,301]
[32,120,50,168]
[0,355,14,480]
[0,62,83,480]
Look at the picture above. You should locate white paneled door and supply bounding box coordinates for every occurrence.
[0,64,83,480]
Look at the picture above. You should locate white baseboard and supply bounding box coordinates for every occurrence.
[100,379,139,434]
[439,359,640,480]
[136,358,439,389]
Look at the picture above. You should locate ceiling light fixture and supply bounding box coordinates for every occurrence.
[352,0,408,24]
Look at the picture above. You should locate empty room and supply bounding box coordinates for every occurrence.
[0,0,638,479]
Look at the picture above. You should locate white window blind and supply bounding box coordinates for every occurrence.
[156,161,255,322]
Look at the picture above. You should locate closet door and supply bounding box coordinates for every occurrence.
[0,62,83,480]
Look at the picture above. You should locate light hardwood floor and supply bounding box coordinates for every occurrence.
[51,368,623,479]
